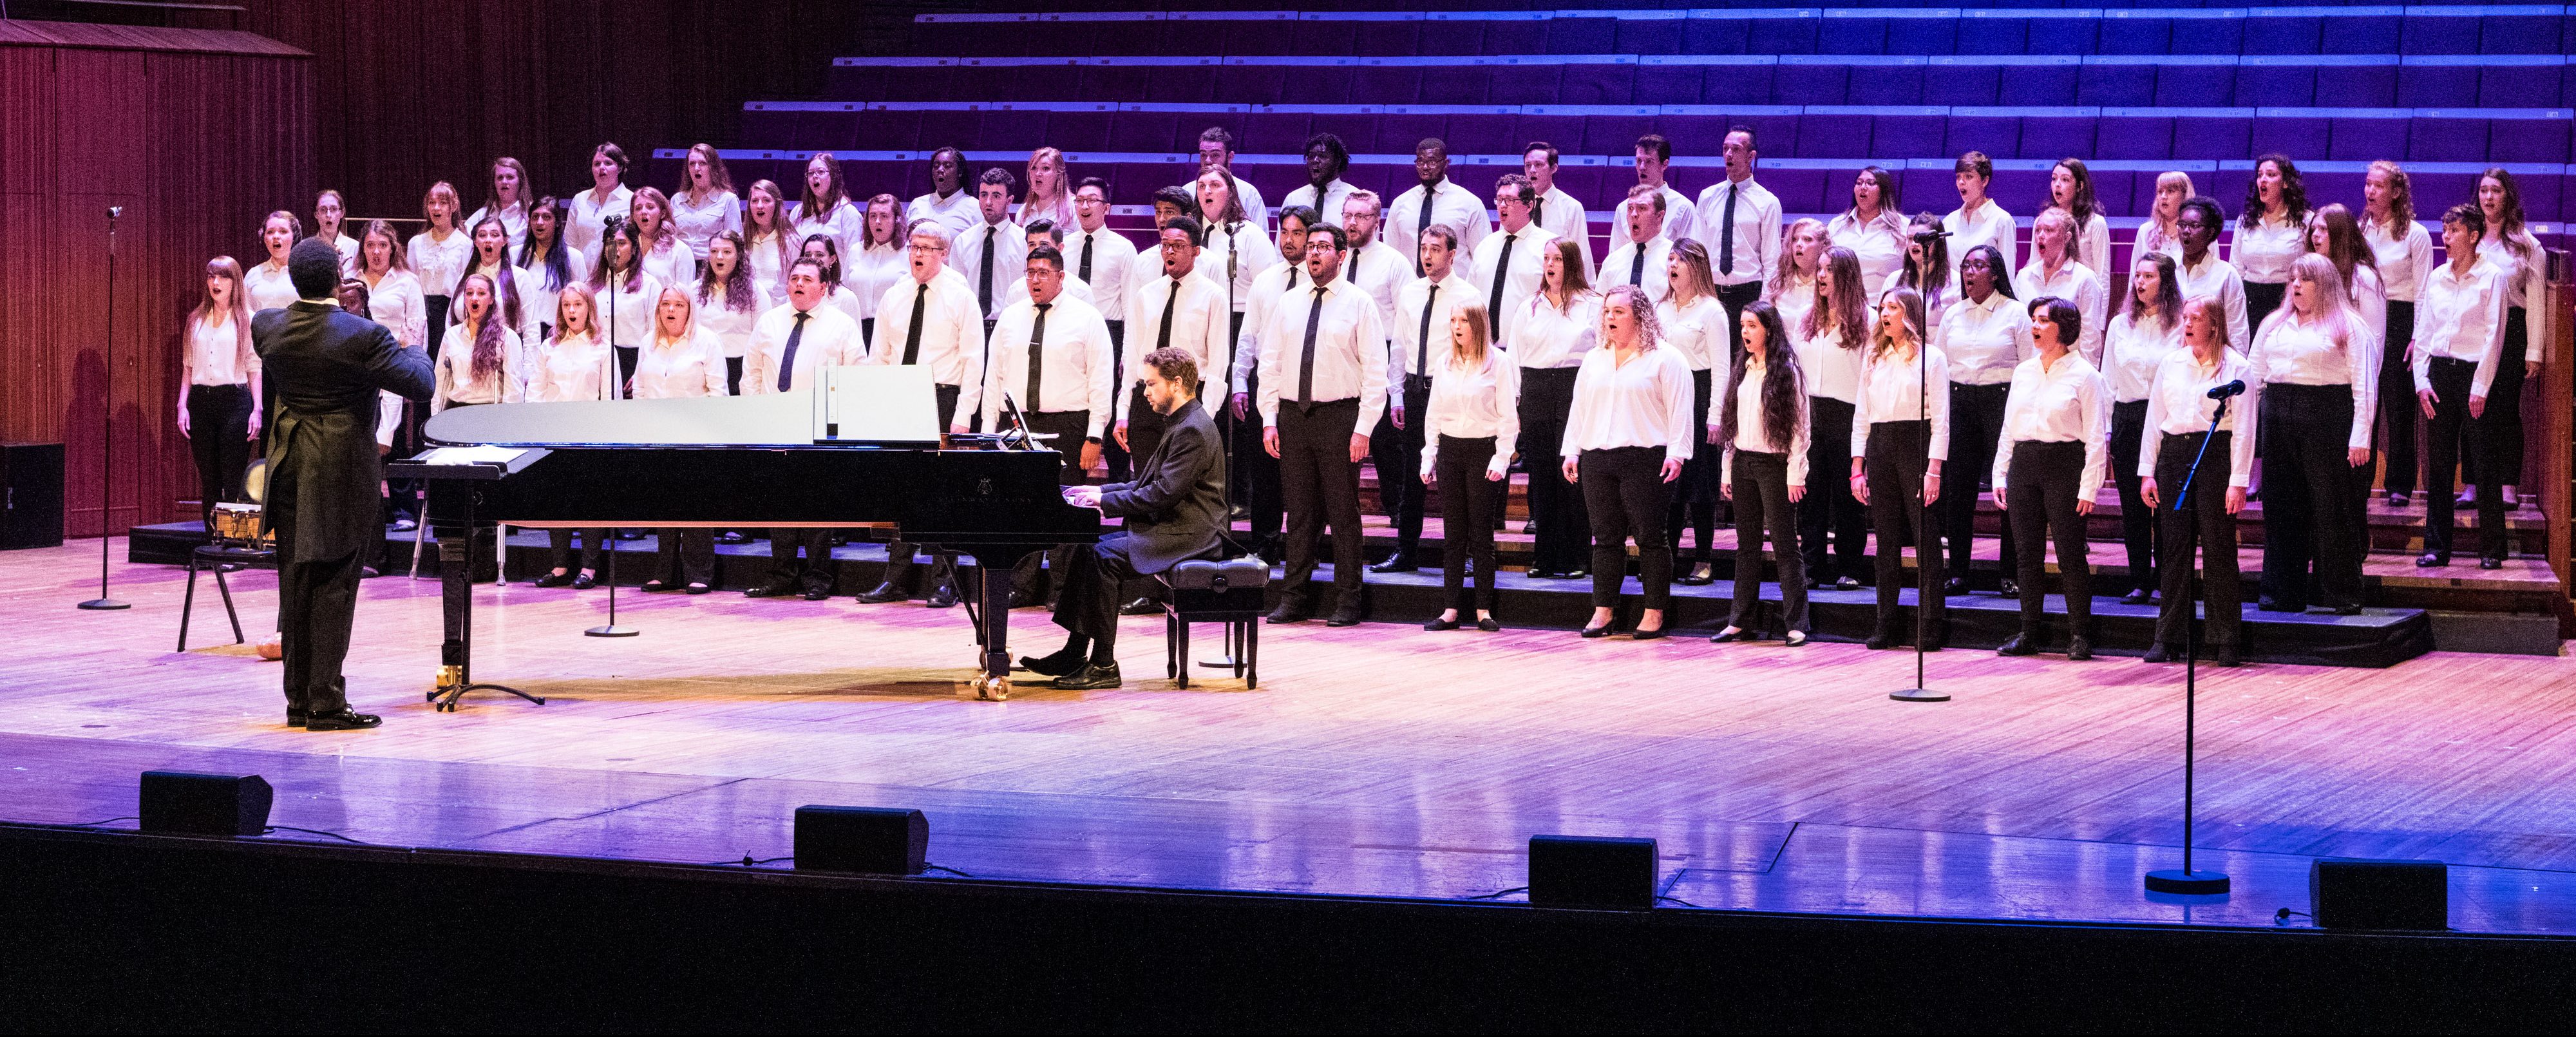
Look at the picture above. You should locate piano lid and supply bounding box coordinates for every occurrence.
[426,393,824,448]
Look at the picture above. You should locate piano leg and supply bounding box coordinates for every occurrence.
[427,486,545,712]
[973,551,1019,701]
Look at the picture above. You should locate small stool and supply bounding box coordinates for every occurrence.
[1157,558,1269,689]
[180,544,273,652]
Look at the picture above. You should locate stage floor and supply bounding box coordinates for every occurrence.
[8,540,2576,933]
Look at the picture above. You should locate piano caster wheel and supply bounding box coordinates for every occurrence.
[976,674,1011,701]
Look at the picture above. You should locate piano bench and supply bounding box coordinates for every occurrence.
[1156,558,1269,690]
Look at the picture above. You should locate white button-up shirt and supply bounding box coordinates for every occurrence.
[1340,239,1410,336]
[980,296,1115,436]
[1721,355,1810,487]
[1532,185,1595,281]
[1121,272,1233,419]
[1256,276,1389,434]
[2249,312,2379,450]
[2231,215,2304,284]
[186,314,255,386]
[2176,252,2252,353]
[947,217,1025,317]
[1826,211,1908,300]
[1657,294,1725,372]
[1385,179,1493,279]
[1943,199,2018,283]
[2141,347,2259,486]
[405,230,472,297]
[694,280,773,361]
[1510,292,1600,371]
[360,269,428,348]
[1617,183,1697,245]
[631,331,728,399]
[1853,342,1951,462]
[1394,273,1477,379]
[463,202,529,248]
[1795,316,1868,406]
[1281,178,1357,232]
[870,273,986,404]
[906,189,978,241]
[567,185,631,259]
[1202,220,1277,314]
[669,191,741,262]
[841,242,905,321]
[1420,350,1520,479]
[1600,236,1675,304]
[1937,290,2032,386]
[1992,352,2112,503]
[744,301,866,395]
[1563,345,1697,459]
[2014,258,2108,366]
[2364,218,2432,305]
[1468,224,1558,345]
[2069,211,2111,282]
[1234,260,1310,394]
[594,272,666,349]
[433,323,525,412]
[522,330,616,403]
[1693,176,1782,288]
[515,251,591,339]
[1065,224,1140,322]
[2410,257,2509,398]
[2102,309,2182,403]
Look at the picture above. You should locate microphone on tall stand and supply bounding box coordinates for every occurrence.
[2204,379,2246,401]
[79,204,131,611]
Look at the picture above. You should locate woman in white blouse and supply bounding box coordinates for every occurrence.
[2306,204,2389,523]
[2361,160,2431,507]
[2412,203,2512,569]
[1563,284,1694,642]
[525,283,616,591]
[1937,243,2031,596]
[2131,171,2193,274]
[1712,300,1810,647]
[1850,287,1950,651]
[516,198,589,345]
[797,234,866,328]
[2234,155,2308,331]
[355,221,428,469]
[2047,158,2113,277]
[627,187,697,294]
[243,211,301,313]
[460,216,531,346]
[696,231,772,396]
[844,195,908,348]
[408,181,471,359]
[2173,195,2250,354]
[2251,252,2378,615]
[1825,166,1905,301]
[2466,167,2549,511]
[177,256,261,530]
[568,142,632,260]
[2137,297,2254,665]
[1796,246,1873,591]
[312,190,357,274]
[790,153,862,262]
[1418,303,1517,633]
[1197,167,1276,323]
[2103,251,2184,604]
[634,287,727,593]
[1991,296,2111,660]
[1894,212,1954,324]
[1019,146,1078,233]
[588,222,664,392]
[670,143,741,268]
[1659,240,1728,585]
[431,274,523,414]
[463,157,531,246]
[742,178,798,296]
[1515,238,1602,582]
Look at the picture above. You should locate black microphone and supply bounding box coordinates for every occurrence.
[2205,379,2246,400]
[1909,228,1953,243]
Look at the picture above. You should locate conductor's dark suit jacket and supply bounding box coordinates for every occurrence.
[254,300,435,562]
[1099,401,1227,575]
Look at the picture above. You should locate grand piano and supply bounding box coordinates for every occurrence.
[388,376,1101,704]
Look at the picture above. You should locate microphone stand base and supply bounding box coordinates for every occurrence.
[2144,868,2231,895]
[1888,686,1951,703]
[584,625,639,638]
[78,599,131,611]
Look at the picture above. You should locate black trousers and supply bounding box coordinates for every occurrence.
[1715,280,1760,357]
[1580,446,1674,611]
[2423,356,2512,560]
[1865,419,1946,634]
[2465,307,2532,487]
[1102,320,1131,480]
[1368,376,1433,562]
[654,528,715,585]
[1005,408,1093,596]
[1519,366,1591,575]
[2005,439,2094,638]
[1052,532,1155,654]
[2154,430,2242,647]
[1277,398,1366,604]
[882,384,968,596]
[1942,381,2013,582]
[548,528,608,573]
[1665,368,1719,561]
[2107,399,2156,595]
[724,356,744,397]
[1233,366,1283,542]
[2258,382,2365,611]
[1797,394,1868,584]
[1434,435,1501,613]
[278,547,365,714]
[768,529,835,593]
[1729,450,1808,633]
[2376,300,2419,496]
[2244,280,2286,333]
[186,383,254,531]
[423,295,451,359]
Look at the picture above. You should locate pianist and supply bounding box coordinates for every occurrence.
[1024,347,1229,690]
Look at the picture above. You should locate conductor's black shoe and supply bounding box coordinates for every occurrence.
[743,582,798,598]
[570,573,598,590]
[924,584,958,609]
[800,588,833,602]
[2257,596,2301,613]
[1051,661,1122,690]
[2479,556,2505,570]
[1996,634,2040,657]
[285,709,307,728]
[1325,607,1365,627]
[2215,643,2242,667]
[1998,578,2020,598]
[2065,636,2093,661]
[304,708,382,732]
[1266,603,1311,624]
[855,582,908,604]
[1020,647,1086,676]
[2121,587,2154,605]
[2143,643,2177,663]
[2416,551,2450,567]
[1120,596,1162,616]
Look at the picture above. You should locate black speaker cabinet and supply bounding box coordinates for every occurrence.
[138,771,274,837]
[794,805,928,875]
[1529,834,1659,910]
[2311,858,2448,931]
[0,442,65,549]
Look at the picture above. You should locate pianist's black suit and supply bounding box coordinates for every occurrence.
[1053,399,1227,650]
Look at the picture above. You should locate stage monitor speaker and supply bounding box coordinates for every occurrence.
[1528,834,1658,910]
[2311,858,2447,931]
[794,805,927,875]
[139,771,273,837]
[0,442,65,550]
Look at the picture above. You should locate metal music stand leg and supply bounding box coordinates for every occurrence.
[585,534,638,638]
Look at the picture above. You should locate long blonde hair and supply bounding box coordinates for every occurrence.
[1447,302,1493,368]
[2260,252,2355,354]
[1768,217,1823,298]
[1871,287,1927,362]
[190,256,256,376]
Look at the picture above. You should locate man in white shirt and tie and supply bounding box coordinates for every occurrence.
[1339,191,1408,330]
[1385,138,1493,281]
[1696,124,1780,356]
[1067,176,1142,477]
[1280,132,1356,234]
[1001,220,1095,310]
[1469,173,1558,346]
[906,146,978,241]
[1119,216,1232,471]
[743,258,867,602]
[2014,208,2108,366]
[1229,204,1321,558]
[1186,126,1269,232]
[1622,134,1698,246]
[1258,224,1388,627]
[981,245,1117,607]
[1374,225,1476,574]
[1601,184,1676,304]
[949,167,1026,330]
[856,222,989,609]
[1524,141,1596,281]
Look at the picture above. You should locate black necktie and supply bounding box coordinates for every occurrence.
[1414,184,1435,276]
[1079,233,1095,283]
[1299,285,1327,403]
[1629,243,1645,287]
[1532,195,1545,227]
[1488,234,1515,343]
[1158,278,1180,352]
[1416,283,1439,377]
[901,283,927,365]
[1718,184,1738,276]
[978,225,997,314]
[777,310,809,392]
[1025,302,1051,414]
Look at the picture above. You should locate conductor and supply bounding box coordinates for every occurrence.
[258,238,436,730]
[1021,347,1228,690]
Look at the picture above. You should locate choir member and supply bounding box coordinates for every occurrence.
[1826,166,1906,300]
[790,153,862,264]
[1386,138,1492,279]
[1522,142,1596,280]
[2173,196,2251,355]
[567,142,633,260]
[2048,158,2112,276]
[313,190,357,274]
[1199,166,1278,330]
[743,259,867,600]
[2467,167,2548,511]
[1020,146,1077,233]
[1895,211,1955,321]
[2308,207,2389,512]
[589,222,664,392]
[670,143,741,269]
[1258,224,1388,627]
[1228,202,1316,556]
[1660,240,1728,585]
[1852,288,1949,651]
[1001,220,1096,310]
[1515,238,1601,581]
[325,275,395,571]
[632,287,727,593]
[1189,128,1269,231]
[2235,155,2307,331]
[696,231,770,397]
[1280,132,1356,234]
[431,273,524,412]
[742,179,799,296]
[408,183,471,357]
[1991,296,2111,660]
[627,187,697,297]
[1795,246,1873,591]
[1944,151,2016,280]
[1698,124,1781,354]
[178,257,261,530]
[1937,243,2032,595]
[2251,253,2378,615]
[1622,134,1698,244]
[464,157,532,246]
[356,221,426,497]
[2414,204,2512,569]
[857,221,987,609]
[1343,189,1418,571]
[1398,227,1484,584]
[981,246,1117,605]
[951,167,1026,322]
[797,234,865,330]
[1472,173,1558,346]
[1419,302,1515,633]
[1600,185,1675,303]
[1068,177,1137,342]
[835,196,904,349]
[2362,160,2431,508]
[2015,208,2107,365]
[2138,298,2253,666]
[1565,284,1694,641]
[1340,191,1408,325]
[1117,217,1231,478]
[245,211,303,313]
[1770,217,1825,313]
[518,198,589,345]
[2103,251,2185,603]
[907,146,977,240]
[460,216,531,346]
[1712,300,1810,646]
[2132,171,2194,272]
[524,283,616,589]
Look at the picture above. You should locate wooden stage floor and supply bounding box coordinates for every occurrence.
[7,540,2576,934]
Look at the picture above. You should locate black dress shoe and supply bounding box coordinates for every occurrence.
[2479,557,2505,570]
[1423,616,1460,632]
[640,579,674,593]
[924,583,958,609]
[304,708,382,731]
[685,583,711,595]
[1630,625,1666,642]
[2330,603,2362,616]
[2386,491,2410,509]
[2416,551,2450,567]
[1367,556,1417,573]
[1578,625,1613,639]
[2215,643,2242,667]
[1020,647,1086,676]
[570,573,598,590]
[744,582,798,598]
[1325,607,1364,627]
[855,581,908,604]
[1709,627,1748,643]
[1120,596,1162,616]
[1864,630,1898,651]
[1942,576,1965,595]
[1784,631,1810,647]
[1835,576,1861,591]
[1919,634,1946,652]
[1266,604,1311,624]
[1051,661,1122,690]
[285,709,307,727]
[2121,588,2154,605]
[2143,643,2176,663]
[802,588,833,602]
[1997,578,2019,598]
[535,571,574,588]
[1996,633,2040,657]
[1562,569,1588,580]
[2065,636,2093,661]
[1476,617,1502,632]
[718,531,749,544]
[1676,562,1716,585]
